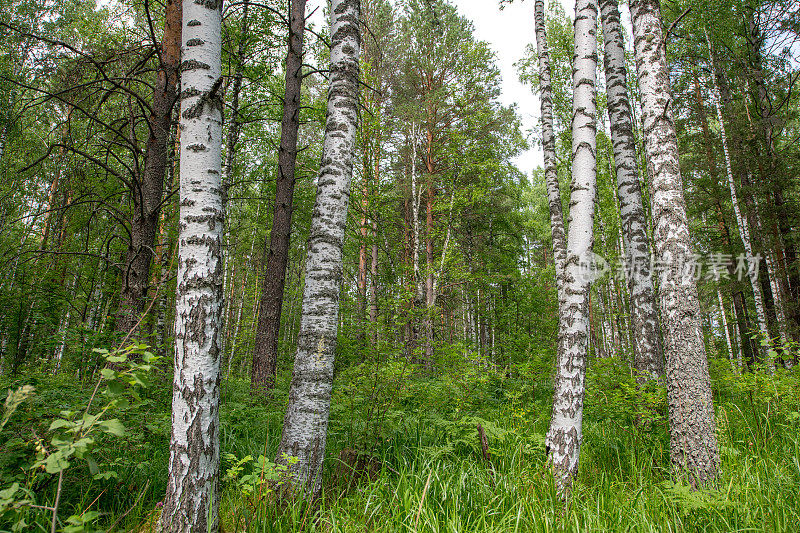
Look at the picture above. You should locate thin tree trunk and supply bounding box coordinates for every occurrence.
[731,300,744,370]
[630,0,718,485]
[275,0,360,496]
[369,218,378,345]
[600,0,662,379]
[251,0,307,392]
[159,0,224,530]
[116,0,181,337]
[545,0,598,493]
[705,29,772,370]
[755,199,791,366]
[533,0,567,333]
[717,288,734,365]
[53,271,79,374]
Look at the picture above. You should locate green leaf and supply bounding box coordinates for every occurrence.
[100,368,117,380]
[48,419,75,432]
[0,482,20,501]
[45,451,71,474]
[98,419,125,437]
[85,455,99,475]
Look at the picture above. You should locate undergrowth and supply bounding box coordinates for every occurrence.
[1,352,799,532]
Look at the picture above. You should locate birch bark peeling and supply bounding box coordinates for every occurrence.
[630,0,718,485]
[159,0,224,530]
[275,0,360,496]
[545,0,598,493]
[600,0,663,380]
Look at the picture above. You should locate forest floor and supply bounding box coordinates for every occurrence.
[1,354,799,532]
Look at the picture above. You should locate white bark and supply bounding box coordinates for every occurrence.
[717,288,734,364]
[545,0,598,493]
[533,0,567,311]
[704,29,772,371]
[0,125,6,166]
[159,0,225,530]
[410,123,423,306]
[631,0,718,485]
[275,0,360,496]
[600,0,663,380]
[731,300,744,370]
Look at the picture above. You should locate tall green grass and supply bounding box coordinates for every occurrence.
[3,359,798,532]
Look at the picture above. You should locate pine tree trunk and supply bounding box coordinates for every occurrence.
[275,0,360,496]
[755,199,791,366]
[705,30,772,371]
[251,0,307,392]
[159,0,224,530]
[630,0,718,485]
[600,0,663,380]
[116,0,181,337]
[545,0,598,493]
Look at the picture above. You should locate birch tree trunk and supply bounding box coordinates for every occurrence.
[251,0,307,392]
[705,29,772,371]
[600,0,663,380]
[275,0,360,496]
[533,0,570,463]
[545,0,597,493]
[533,0,567,321]
[369,218,378,345]
[0,125,6,167]
[717,288,734,365]
[159,0,224,529]
[630,0,718,485]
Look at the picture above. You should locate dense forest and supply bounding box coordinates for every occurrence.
[0,0,798,530]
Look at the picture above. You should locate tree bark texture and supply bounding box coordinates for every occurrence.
[115,0,181,337]
[159,0,224,530]
[275,0,360,496]
[600,0,663,380]
[251,0,307,393]
[545,0,597,494]
[533,0,567,329]
[630,0,718,485]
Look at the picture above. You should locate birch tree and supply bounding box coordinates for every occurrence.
[630,0,718,485]
[545,0,598,492]
[704,29,772,371]
[599,0,663,380]
[274,0,360,495]
[533,0,567,340]
[159,0,225,529]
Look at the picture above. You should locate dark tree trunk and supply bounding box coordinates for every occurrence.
[251,0,307,393]
[115,0,181,337]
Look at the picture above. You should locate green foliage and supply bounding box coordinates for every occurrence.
[0,344,162,531]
